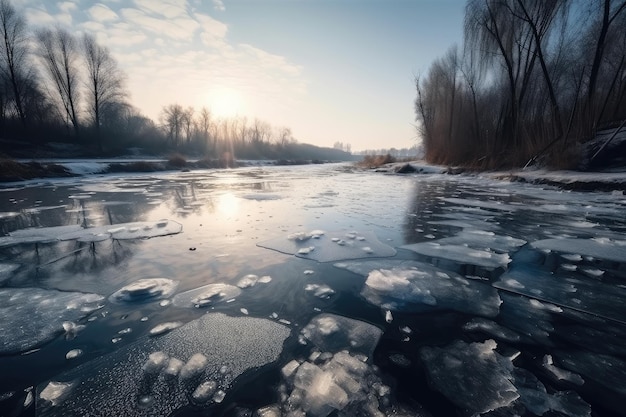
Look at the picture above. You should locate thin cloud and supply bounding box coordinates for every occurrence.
[87,4,119,22]
[120,7,199,41]
[133,0,188,19]
[213,0,225,12]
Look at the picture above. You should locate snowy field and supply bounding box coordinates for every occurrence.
[0,163,624,416]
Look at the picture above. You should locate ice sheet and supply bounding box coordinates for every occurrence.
[36,313,289,416]
[258,230,396,262]
[0,288,104,354]
[335,259,502,317]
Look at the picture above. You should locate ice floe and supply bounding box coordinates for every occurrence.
[0,219,183,248]
[37,313,289,416]
[149,322,183,337]
[109,278,178,304]
[531,237,626,264]
[172,283,241,308]
[420,339,520,414]
[0,288,103,354]
[258,230,396,262]
[336,259,502,317]
[401,241,511,270]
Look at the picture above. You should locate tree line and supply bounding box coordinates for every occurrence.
[0,0,318,160]
[415,0,626,169]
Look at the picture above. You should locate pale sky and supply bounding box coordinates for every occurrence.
[17,0,464,151]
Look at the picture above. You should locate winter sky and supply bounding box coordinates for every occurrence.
[17,0,464,151]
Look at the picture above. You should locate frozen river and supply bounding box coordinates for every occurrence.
[0,163,624,416]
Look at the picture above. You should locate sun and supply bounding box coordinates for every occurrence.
[207,87,242,118]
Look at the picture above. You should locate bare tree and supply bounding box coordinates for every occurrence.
[160,104,184,146]
[82,33,126,151]
[36,27,81,139]
[587,0,626,106]
[0,0,29,128]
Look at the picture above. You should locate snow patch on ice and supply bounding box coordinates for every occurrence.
[36,313,289,416]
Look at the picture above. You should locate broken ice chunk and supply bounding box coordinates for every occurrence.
[179,353,208,383]
[236,274,258,289]
[172,283,241,309]
[149,321,183,337]
[142,351,169,374]
[304,284,335,299]
[384,310,393,323]
[39,381,74,407]
[543,355,584,385]
[191,380,217,404]
[163,357,184,380]
[420,339,519,414]
[300,313,383,357]
[109,278,178,303]
[65,349,83,360]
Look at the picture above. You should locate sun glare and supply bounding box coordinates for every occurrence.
[208,87,242,118]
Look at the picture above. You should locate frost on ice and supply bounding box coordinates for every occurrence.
[420,339,591,416]
[336,259,502,317]
[172,283,241,308]
[36,313,290,416]
[109,278,178,304]
[257,230,396,262]
[0,288,103,354]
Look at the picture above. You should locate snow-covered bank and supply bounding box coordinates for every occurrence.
[376,160,626,192]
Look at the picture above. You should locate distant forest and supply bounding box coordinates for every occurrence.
[0,0,352,162]
[415,0,626,169]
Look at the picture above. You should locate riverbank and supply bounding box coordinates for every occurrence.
[371,160,626,193]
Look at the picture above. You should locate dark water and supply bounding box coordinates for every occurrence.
[0,164,624,416]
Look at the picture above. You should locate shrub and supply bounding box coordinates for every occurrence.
[167,153,187,168]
